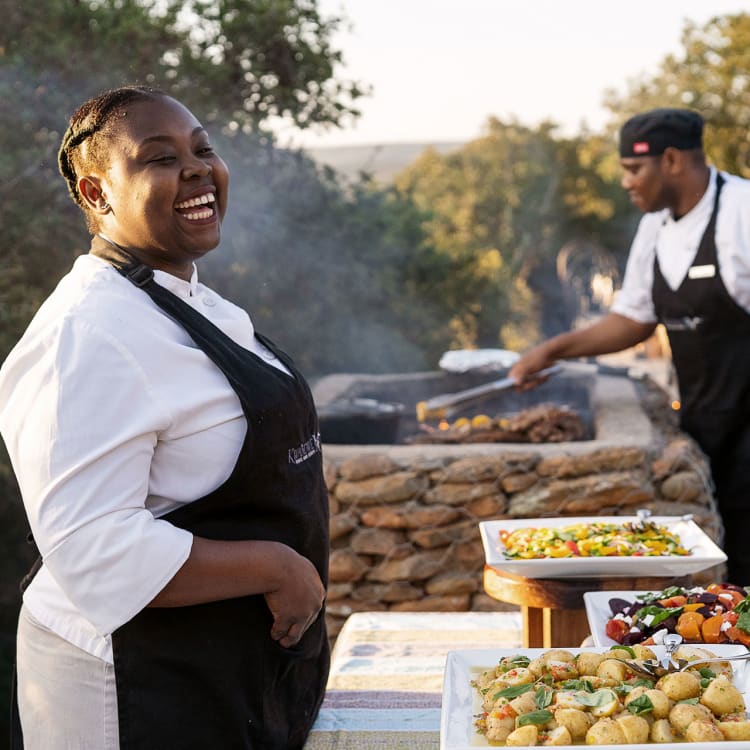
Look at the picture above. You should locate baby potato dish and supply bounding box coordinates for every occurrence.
[470,647,750,746]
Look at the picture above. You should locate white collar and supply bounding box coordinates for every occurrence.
[665,166,716,226]
[153,266,199,299]
[96,234,199,298]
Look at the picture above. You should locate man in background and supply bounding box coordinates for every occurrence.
[509,108,750,584]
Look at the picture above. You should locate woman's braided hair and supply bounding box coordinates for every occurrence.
[58,85,167,216]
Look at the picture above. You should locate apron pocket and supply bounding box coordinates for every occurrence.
[261,614,329,750]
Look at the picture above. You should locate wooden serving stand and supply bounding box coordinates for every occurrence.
[483,565,693,648]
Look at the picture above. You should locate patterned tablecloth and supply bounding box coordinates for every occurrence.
[304,610,523,749]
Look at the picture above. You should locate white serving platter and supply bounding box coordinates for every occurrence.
[441,645,750,750]
[479,515,727,579]
[583,590,650,647]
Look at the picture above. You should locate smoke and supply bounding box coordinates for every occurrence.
[200,136,452,377]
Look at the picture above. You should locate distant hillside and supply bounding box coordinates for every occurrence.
[305,141,464,183]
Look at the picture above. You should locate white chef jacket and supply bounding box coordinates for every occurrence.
[612,167,750,323]
[0,253,289,663]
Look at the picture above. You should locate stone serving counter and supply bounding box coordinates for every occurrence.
[315,368,724,640]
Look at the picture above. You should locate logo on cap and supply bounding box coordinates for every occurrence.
[633,142,650,154]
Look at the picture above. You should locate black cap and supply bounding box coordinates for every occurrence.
[619,108,703,158]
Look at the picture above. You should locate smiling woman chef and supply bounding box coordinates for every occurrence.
[0,86,329,749]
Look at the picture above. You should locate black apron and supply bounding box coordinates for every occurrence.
[13,236,330,750]
[652,173,750,584]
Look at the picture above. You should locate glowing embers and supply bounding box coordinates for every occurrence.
[408,403,586,444]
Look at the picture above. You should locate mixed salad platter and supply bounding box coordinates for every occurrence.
[585,583,750,648]
[479,515,727,578]
[498,519,689,560]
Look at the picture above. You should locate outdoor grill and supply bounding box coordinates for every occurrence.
[317,398,405,445]
[314,363,597,446]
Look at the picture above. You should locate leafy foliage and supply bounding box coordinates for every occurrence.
[603,13,750,176]
[0,0,365,136]
[160,0,367,134]
[393,119,636,348]
[0,66,89,362]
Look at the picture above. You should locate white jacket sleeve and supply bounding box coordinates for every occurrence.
[610,214,661,324]
[0,315,193,635]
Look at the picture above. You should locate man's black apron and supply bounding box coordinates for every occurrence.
[653,173,750,584]
[13,236,330,749]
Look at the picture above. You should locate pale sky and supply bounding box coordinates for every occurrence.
[276,0,750,149]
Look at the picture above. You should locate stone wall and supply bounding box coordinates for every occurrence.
[320,374,724,640]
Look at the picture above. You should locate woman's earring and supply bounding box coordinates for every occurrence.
[101,202,110,211]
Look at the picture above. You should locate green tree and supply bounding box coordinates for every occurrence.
[157,0,367,134]
[393,119,634,350]
[603,13,750,176]
[0,71,89,360]
[1,0,183,94]
[1,0,365,136]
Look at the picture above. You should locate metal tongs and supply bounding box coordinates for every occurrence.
[610,633,684,679]
[633,508,652,529]
[611,633,750,678]
[655,632,684,674]
[416,364,562,421]
[671,652,750,672]
[632,508,694,530]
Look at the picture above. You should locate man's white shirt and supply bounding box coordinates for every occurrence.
[612,167,750,323]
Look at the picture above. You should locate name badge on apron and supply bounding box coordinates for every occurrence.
[663,316,703,331]
[688,263,716,279]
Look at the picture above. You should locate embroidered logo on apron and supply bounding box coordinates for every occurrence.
[288,433,321,464]
[662,316,703,331]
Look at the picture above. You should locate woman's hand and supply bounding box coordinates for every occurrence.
[149,538,325,648]
[264,546,326,648]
